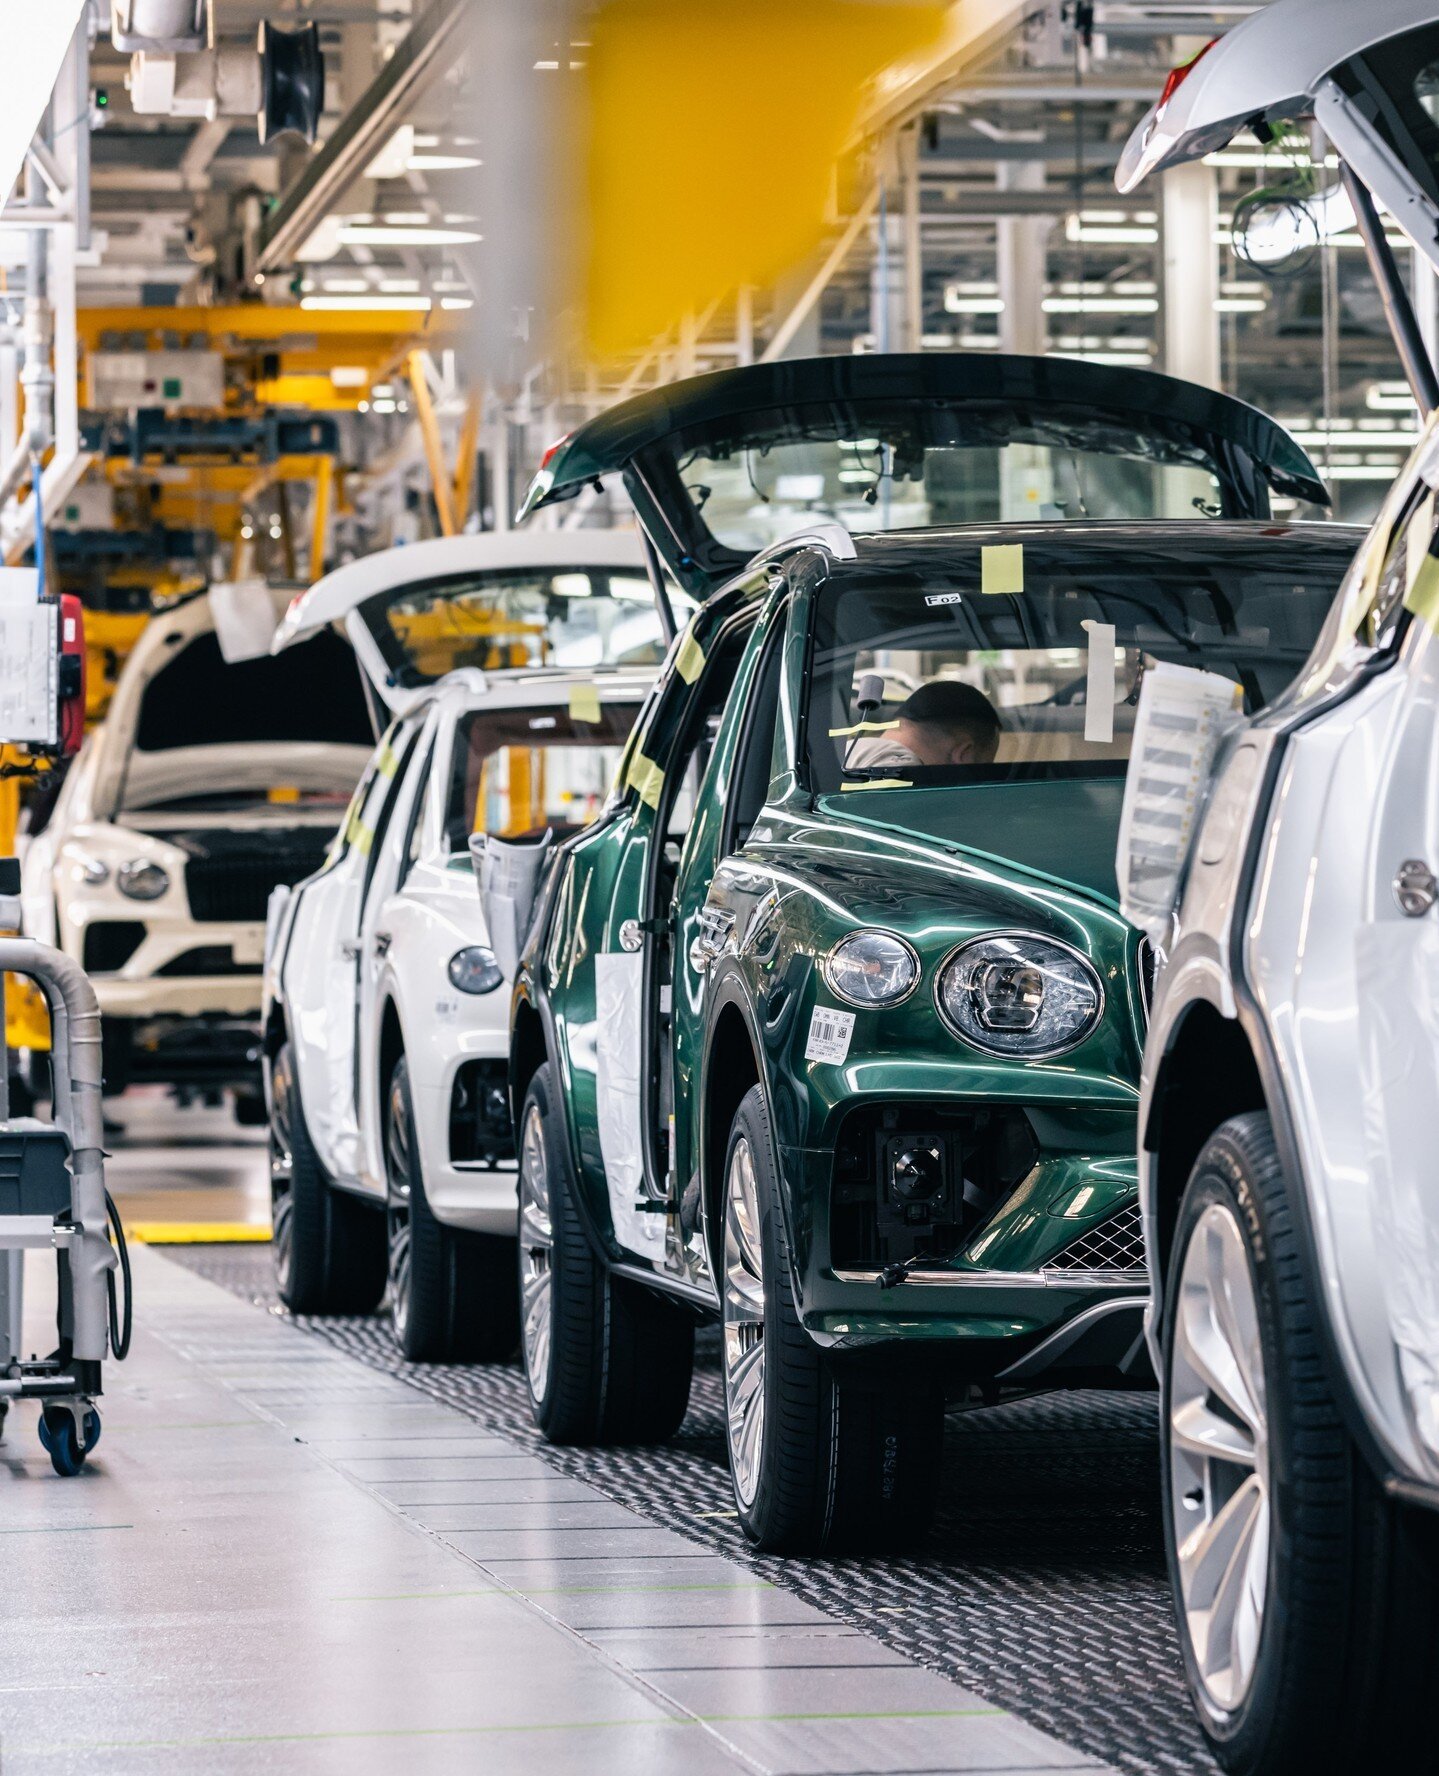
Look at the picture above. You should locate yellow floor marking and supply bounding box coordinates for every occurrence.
[125,1222,271,1245]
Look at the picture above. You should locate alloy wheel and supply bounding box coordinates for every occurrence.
[1169,1199,1271,1715]
[517,1102,553,1402]
[269,1057,296,1295]
[722,1135,766,1508]
[386,1071,414,1345]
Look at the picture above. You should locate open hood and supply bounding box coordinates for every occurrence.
[517,353,1328,599]
[273,531,658,712]
[1117,1,1439,279]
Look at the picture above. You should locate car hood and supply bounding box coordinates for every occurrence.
[774,780,1126,938]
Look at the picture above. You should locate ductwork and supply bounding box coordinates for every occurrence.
[110,0,208,55]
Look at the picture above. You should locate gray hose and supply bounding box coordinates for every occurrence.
[0,937,112,1363]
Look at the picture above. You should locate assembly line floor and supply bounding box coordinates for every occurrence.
[1,1100,1210,1776]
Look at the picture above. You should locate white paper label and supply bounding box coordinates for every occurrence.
[1081,619,1117,744]
[805,1005,856,1064]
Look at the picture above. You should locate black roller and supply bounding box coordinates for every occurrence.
[257,21,324,146]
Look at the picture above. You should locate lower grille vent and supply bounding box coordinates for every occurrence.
[1046,1202,1147,1273]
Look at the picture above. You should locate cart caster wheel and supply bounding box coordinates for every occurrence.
[39,1407,100,1476]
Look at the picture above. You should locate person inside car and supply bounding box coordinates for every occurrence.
[853,680,1003,771]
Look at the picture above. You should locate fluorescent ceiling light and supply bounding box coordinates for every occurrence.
[379,279,421,293]
[1042,297,1159,314]
[1215,297,1266,313]
[1065,219,1159,245]
[440,297,474,310]
[408,153,483,172]
[365,125,415,182]
[944,293,1004,314]
[330,366,369,388]
[322,278,370,293]
[300,295,433,312]
[338,224,483,248]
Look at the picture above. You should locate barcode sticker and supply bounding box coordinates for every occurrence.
[805,1005,856,1064]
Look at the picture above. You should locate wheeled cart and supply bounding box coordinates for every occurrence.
[0,923,130,1476]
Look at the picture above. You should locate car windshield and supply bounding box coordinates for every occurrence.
[444,701,643,851]
[680,437,1237,553]
[804,531,1353,802]
[361,568,692,688]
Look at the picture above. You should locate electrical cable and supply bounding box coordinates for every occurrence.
[104,1187,132,1361]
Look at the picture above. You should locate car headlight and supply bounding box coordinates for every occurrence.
[448,945,504,995]
[824,930,920,1008]
[117,859,169,902]
[937,933,1103,1058]
[72,850,110,887]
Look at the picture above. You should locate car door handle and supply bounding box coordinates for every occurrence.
[689,905,735,974]
[373,931,393,956]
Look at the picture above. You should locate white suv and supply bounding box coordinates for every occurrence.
[262,531,663,1359]
[1118,7,1439,1771]
[20,585,372,1116]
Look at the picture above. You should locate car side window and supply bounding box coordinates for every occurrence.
[724,619,786,849]
[398,742,436,887]
[361,725,424,899]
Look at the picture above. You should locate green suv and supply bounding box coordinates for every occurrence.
[500,353,1355,1553]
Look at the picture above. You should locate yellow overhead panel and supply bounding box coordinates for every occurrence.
[579,1,944,360]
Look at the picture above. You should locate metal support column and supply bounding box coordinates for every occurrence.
[997,163,1049,357]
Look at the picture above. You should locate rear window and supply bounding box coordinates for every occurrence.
[360,568,689,689]
[443,701,642,851]
[805,533,1353,803]
[135,627,373,751]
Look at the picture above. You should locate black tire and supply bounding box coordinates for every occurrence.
[517,1063,693,1445]
[384,1054,518,1363]
[1162,1112,1439,1775]
[269,1041,385,1316]
[721,1084,942,1555]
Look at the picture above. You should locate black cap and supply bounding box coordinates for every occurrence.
[897,680,1001,736]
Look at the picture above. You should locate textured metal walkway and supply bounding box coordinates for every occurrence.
[167,1246,1216,1776]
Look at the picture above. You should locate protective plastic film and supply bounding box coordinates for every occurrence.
[593,951,665,1257]
[1116,661,1244,947]
[472,830,553,979]
[1357,920,1439,1466]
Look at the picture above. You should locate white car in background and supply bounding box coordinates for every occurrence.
[20,584,374,1117]
[261,531,664,1360]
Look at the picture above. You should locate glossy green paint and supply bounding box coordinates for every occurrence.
[515,555,1152,1378]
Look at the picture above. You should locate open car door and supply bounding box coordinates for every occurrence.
[518,353,1329,600]
[271,531,661,713]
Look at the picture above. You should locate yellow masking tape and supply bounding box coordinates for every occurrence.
[981,543,1024,595]
[1405,550,1439,630]
[569,683,603,724]
[829,718,900,738]
[376,743,399,779]
[626,752,665,809]
[840,778,912,791]
[675,630,706,684]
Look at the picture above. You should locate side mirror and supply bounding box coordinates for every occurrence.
[471,829,555,980]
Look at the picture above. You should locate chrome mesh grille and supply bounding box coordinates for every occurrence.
[1046,1202,1147,1273]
